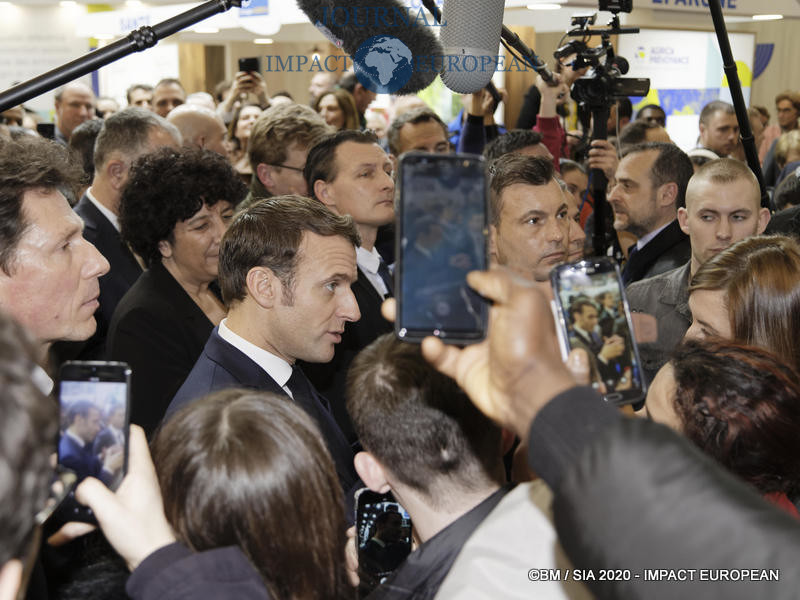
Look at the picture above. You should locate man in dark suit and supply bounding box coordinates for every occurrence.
[607,142,693,285]
[53,108,181,361]
[302,130,396,442]
[168,196,360,492]
[58,401,121,485]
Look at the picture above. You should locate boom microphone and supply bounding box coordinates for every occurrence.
[439,0,505,94]
[296,0,443,95]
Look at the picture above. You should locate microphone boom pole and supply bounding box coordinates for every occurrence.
[708,0,770,209]
[0,0,242,113]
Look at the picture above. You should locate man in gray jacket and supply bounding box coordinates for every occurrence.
[625,158,769,383]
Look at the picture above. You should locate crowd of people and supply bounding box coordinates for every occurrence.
[0,52,800,600]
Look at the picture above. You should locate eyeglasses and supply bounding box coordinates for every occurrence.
[266,162,305,173]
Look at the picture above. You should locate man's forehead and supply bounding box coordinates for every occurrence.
[502,180,563,210]
[687,178,758,212]
[335,141,388,167]
[21,188,81,233]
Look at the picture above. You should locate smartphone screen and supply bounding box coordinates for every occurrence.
[355,489,412,597]
[551,258,647,406]
[395,153,488,344]
[57,361,130,491]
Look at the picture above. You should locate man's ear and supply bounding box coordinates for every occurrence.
[677,206,690,235]
[756,206,771,234]
[245,266,279,309]
[314,179,336,210]
[106,157,129,191]
[488,224,499,262]
[657,182,678,209]
[0,559,23,600]
[157,239,173,260]
[354,451,391,494]
[255,163,273,189]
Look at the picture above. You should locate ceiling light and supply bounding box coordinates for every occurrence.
[59,1,77,7]
[94,33,115,40]
[193,27,219,34]
[125,0,143,6]
[752,14,783,21]
[254,38,274,44]
[527,3,562,10]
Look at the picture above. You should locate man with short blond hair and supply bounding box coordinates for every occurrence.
[626,158,770,383]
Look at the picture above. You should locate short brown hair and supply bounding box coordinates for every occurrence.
[219,195,361,305]
[346,334,502,508]
[304,129,380,200]
[775,90,800,113]
[689,234,800,374]
[248,103,331,172]
[488,154,555,226]
[153,388,349,598]
[0,136,80,274]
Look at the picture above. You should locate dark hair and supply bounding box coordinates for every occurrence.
[488,154,555,226]
[618,120,661,148]
[616,97,633,120]
[774,170,800,211]
[313,89,360,132]
[94,107,180,170]
[304,129,380,200]
[689,235,800,374]
[386,106,448,156]
[559,158,587,177]
[635,103,665,121]
[68,118,103,185]
[621,142,693,208]
[346,334,502,507]
[219,195,360,305]
[0,136,80,274]
[775,90,800,113]
[126,83,153,105]
[119,146,246,267]
[483,129,544,162]
[66,400,95,425]
[337,72,359,95]
[0,312,59,565]
[669,339,800,499]
[569,298,596,323]
[699,100,735,126]
[152,388,349,599]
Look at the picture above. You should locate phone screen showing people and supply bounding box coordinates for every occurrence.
[356,490,412,597]
[396,153,488,344]
[552,259,646,405]
[57,362,130,491]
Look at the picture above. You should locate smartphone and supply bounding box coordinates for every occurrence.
[355,489,412,597]
[36,122,55,140]
[551,258,646,406]
[395,152,489,344]
[56,361,130,522]
[238,56,261,73]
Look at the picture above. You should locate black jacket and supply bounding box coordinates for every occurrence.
[366,486,512,600]
[622,220,691,286]
[529,387,800,599]
[107,262,216,437]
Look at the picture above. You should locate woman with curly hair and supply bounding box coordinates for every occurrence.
[107,147,246,436]
[645,339,800,516]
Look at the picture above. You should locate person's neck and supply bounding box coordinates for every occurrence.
[225,304,294,365]
[88,180,120,216]
[162,258,211,299]
[390,481,501,544]
[358,224,378,252]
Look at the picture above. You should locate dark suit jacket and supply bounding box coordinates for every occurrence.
[52,194,143,362]
[300,267,393,444]
[168,328,358,493]
[622,219,691,286]
[59,433,111,485]
[107,262,215,437]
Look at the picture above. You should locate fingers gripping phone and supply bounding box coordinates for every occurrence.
[56,361,131,523]
[355,489,412,597]
[395,153,489,344]
[551,258,647,406]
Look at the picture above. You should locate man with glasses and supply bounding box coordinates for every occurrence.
[238,102,332,211]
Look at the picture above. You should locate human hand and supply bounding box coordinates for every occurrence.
[599,334,625,361]
[345,526,359,587]
[102,444,123,473]
[75,425,176,571]
[587,139,619,181]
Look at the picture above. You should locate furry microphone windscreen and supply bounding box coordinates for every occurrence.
[296,0,444,95]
